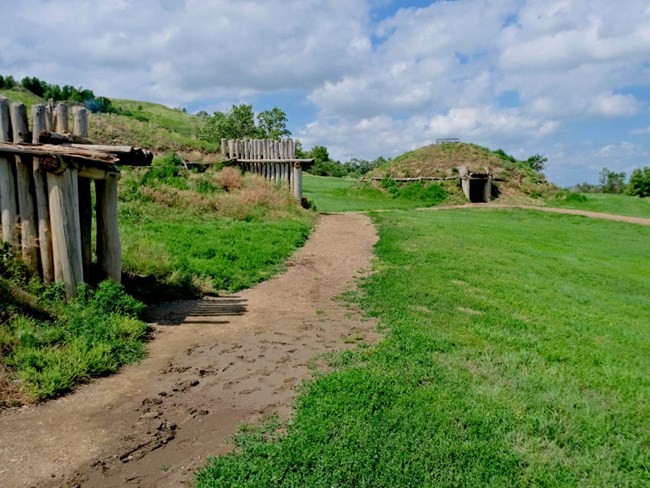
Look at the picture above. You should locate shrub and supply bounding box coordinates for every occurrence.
[627,167,650,198]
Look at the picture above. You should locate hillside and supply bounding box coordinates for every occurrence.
[0,88,220,164]
[368,142,556,201]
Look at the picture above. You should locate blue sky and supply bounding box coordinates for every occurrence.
[1,0,649,186]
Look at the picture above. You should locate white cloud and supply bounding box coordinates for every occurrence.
[1,0,648,186]
[0,0,372,104]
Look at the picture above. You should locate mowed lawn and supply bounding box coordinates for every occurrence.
[550,193,650,219]
[303,174,450,212]
[198,209,650,487]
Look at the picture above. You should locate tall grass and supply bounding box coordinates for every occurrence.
[197,209,650,487]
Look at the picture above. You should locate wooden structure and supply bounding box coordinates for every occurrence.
[0,98,152,298]
[459,165,491,203]
[221,138,312,201]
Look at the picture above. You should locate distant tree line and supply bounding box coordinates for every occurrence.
[297,145,388,178]
[573,166,650,198]
[0,73,118,114]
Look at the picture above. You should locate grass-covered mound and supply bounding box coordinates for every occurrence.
[367,142,556,201]
[197,209,650,487]
[0,245,149,406]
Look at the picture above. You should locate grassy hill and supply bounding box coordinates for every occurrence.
[367,142,556,201]
[0,88,220,163]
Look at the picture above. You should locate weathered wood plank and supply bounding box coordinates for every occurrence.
[96,174,121,283]
[73,107,92,281]
[32,104,54,283]
[10,102,38,273]
[0,97,18,247]
[47,168,83,299]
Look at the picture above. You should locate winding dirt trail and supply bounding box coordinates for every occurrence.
[0,214,379,488]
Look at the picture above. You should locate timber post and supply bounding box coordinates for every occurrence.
[32,104,54,283]
[0,101,151,299]
[10,102,39,273]
[223,138,310,202]
[73,107,93,280]
[0,97,18,248]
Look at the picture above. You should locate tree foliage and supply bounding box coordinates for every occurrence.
[627,166,650,198]
[199,104,291,144]
[525,154,547,172]
[598,167,627,194]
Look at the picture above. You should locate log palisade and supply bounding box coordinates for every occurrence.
[0,98,152,299]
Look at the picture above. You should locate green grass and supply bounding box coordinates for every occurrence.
[120,198,313,295]
[110,98,203,137]
[1,277,148,402]
[118,161,315,298]
[0,87,43,108]
[549,192,650,218]
[303,174,456,212]
[197,209,650,487]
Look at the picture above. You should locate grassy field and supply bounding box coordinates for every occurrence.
[550,193,650,218]
[197,208,650,487]
[303,174,460,212]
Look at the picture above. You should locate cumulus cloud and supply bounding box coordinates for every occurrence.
[1,0,648,186]
[0,0,371,103]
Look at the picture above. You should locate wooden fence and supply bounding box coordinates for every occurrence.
[0,98,151,298]
[221,138,312,202]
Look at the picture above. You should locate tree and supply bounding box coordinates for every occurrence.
[256,108,291,140]
[598,167,627,194]
[199,103,263,142]
[627,166,650,198]
[525,154,547,172]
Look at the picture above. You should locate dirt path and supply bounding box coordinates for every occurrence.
[419,203,650,226]
[0,214,379,488]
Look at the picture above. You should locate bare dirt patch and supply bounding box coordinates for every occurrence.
[0,213,379,488]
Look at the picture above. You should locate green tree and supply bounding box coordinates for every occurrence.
[256,107,291,140]
[199,103,262,142]
[627,166,650,198]
[3,75,17,89]
[525,154,547,172]
[598,167,627,194]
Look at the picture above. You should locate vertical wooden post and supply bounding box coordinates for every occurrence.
[0,97,18,247]
[55,102,69,133]
[96,173,121,283]
[73,107,92,281]
[45,99,55,131]
[221,138,227,158]
[47,167,83,299]
[293,162,302,202]
[32,104,54,283]
[10,102,38,273]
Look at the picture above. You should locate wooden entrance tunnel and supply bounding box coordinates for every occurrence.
[0,98,152,298]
